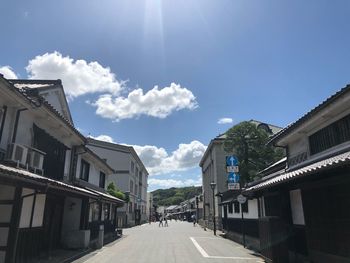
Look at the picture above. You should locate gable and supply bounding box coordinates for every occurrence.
[38,87,73,124]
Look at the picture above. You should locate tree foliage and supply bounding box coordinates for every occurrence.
[223,121,284,185]
[152,186,201,206]
[107,182,129,202]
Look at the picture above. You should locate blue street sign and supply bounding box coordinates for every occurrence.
[228,172,240,183]
[226,156,239,166]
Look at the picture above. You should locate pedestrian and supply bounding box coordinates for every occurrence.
[159,217,163,227]
[164,217,168,227]
[192,214,196,226]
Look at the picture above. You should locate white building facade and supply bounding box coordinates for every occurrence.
[86,138,149,227]
[0,76,124,263]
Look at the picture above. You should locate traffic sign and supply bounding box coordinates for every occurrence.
[228,183,240,190]
[237,194,247,204]
[227,166,239,173]
[226,156,239,167]
[228,172,240,183]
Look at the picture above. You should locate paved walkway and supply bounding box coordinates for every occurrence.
[74,221,263,263]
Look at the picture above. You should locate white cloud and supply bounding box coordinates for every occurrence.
[0,66,18,79]
[91,83,198,121]
[26,51,124,100]
[88,134,115,143]
[148,177,202,188]
[132,140,207,175]
[217,117,233,124]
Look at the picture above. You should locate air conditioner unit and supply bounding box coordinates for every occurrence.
[6,143,29,167]
[28,147,46,172]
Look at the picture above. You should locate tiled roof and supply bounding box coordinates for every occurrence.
[0,164,97,196]
[0,164,124,204]
[268,84,350,145]
[85,187,124,204]
[2,77,85,142]
[245,150,350,192]
[166,205,178,210]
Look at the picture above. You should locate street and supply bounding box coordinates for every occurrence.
[74,221,263,263]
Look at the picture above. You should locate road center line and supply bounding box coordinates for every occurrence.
[190,237,209,258]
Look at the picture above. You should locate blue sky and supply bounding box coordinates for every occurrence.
[1,0,350,191]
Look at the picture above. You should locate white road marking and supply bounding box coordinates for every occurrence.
[189,237,262,261]
[190,237,209,257]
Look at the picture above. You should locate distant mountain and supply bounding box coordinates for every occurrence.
[151,186,202,206]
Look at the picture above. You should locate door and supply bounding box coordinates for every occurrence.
[43,194,64,253]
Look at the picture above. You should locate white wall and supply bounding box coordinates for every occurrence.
[288,137,309,159]
[0,106,16,150]
[289,189,305,225]
[40,90,64,118]
[61,197,82,232]
[224,199,259,219]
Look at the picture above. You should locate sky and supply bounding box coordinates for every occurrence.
[1,0,350,191]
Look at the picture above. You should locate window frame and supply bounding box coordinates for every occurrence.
[80,159,90,182]
[99,172,106,189]
[234,202,240,213]
[228,203,233,213]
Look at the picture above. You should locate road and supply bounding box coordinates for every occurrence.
[74,221,263,263]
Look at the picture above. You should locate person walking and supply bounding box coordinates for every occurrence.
[192,214,196,226]
[164,217,168,227]
[159,217,163,227]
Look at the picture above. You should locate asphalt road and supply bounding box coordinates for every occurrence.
[74,221,263,263]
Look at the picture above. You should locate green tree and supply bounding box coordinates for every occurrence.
[107,182,129,202]
[223,121,284,185]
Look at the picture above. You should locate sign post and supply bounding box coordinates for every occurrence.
[225,155,246,248]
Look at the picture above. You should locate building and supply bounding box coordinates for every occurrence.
[86,138,148,227]
[0,76,124,263]
[199,120,281,231]
[245,84,350,262]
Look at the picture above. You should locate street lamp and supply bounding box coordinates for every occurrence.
[210,181,216,235]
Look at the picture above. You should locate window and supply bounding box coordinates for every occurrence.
[103,203,110,220]
[131,161,134,173]
[139,171,142,182]
[234,202,240,213]
[19,191,46,228]
[128,203,132,213]
[242,201,248,213]
[309,113,350,155]
[80,159,90,181]
[228,203,233,213]
[99,172,106,188]
[135,185,138,196]
[89,202,101,222]
[130,180,134,193]
[135,166,138,176]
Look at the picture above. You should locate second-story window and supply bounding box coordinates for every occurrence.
[131,161,134,173]
[80,159,90,181]
[309,113,350,155]
[130,180,134,193]
[99,172,106,188]
[139,172,142,183]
